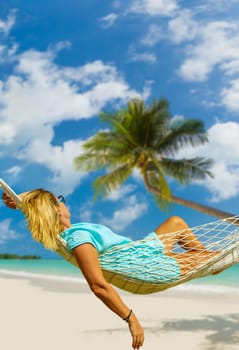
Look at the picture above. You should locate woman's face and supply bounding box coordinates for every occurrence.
[57,201,71,229]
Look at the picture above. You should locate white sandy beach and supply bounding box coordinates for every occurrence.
[1,275,239,350]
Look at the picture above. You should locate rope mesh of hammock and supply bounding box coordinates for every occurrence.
[0,178,238,295]
[56,215,239,294]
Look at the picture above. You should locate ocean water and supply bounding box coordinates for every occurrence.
[0,259,85,283]
[0,258,239,295]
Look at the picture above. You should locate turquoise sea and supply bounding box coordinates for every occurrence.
[0,259,239,294]
[0,258,84,282]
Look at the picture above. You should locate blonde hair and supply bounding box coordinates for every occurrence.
[21,189,64,251]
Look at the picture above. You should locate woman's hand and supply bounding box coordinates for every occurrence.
[128,313,145,349]
[2,191,28,209]
[2,192,18,209]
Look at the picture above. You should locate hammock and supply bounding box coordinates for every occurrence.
[1,178,239,295]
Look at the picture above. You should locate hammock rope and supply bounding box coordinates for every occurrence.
[1,178,239,295]
[56,215,239,294]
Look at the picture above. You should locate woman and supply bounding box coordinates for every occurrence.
[2,189,218,349]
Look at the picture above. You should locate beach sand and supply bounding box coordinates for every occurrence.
[1,275,239,350]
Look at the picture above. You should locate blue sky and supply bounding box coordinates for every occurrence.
[0,0,239,258]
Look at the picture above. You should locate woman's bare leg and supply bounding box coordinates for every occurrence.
[172,250,218,275]
[154,216,221,276]
[154,216,205,254]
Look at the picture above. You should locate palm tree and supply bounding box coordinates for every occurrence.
[74,98,234,219]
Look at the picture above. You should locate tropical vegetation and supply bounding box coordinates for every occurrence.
[0,253,41,259]
[75,98,233,219]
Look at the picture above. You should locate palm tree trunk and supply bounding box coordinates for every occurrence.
[143,176,235,220]
[171,195,234,219]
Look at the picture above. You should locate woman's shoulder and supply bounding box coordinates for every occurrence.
[63,223,111,237]
[71,222,108,230]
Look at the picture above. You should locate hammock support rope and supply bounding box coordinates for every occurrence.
[1,178,239,295]
[56,216,239,294]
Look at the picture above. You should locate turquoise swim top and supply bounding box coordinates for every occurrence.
[61,223,132,254]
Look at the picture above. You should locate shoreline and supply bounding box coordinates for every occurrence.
[0,274,239,350]
[1,268,239,298]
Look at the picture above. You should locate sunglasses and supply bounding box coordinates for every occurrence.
[57,195,66,204]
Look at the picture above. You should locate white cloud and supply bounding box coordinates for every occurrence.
[206,162,239,202]
[0,122,15,144]
[174,18,239,114]
[99,13,118,28]
[0,43,18,64]
[18,138,87,195]
[221,79,239,112]
[168,9,197,44]
[221,60,239,77]
[126,4,239,116]
[101,195,148,231]
[0,10,16,36]
[198,0,239,14]
[4,166,21,177]
[176,121,239,202]
[104,184,136,201]
[78,201,94,222]
[129,0,178,16]
[129,48,157,63]
[178,21,239,81]
[3,166,22,185]
[0,219,18,244]
[0,43,146,194]
[169,114,185,125]
[141,24,162,47]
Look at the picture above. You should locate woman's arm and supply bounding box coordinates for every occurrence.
[72,243,144,350]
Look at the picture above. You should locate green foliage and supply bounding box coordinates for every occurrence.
[93,164,133,199]
[74,97,213,208]
[0,253,41,259]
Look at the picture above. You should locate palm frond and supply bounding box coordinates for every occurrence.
[82,132,130,153]
[161,157,214,184]
[75,147,138,173]
[144,171,172,210]
[152,193,172,211]
[127,98,145,117]
[100,111,137,146]
[93,165,133,198]
[156,119,208,156]
[144,155,172,201]
[74,129,139,172]
[123,99,171,149]
[74,152,110,172]
[148,98,170,122]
